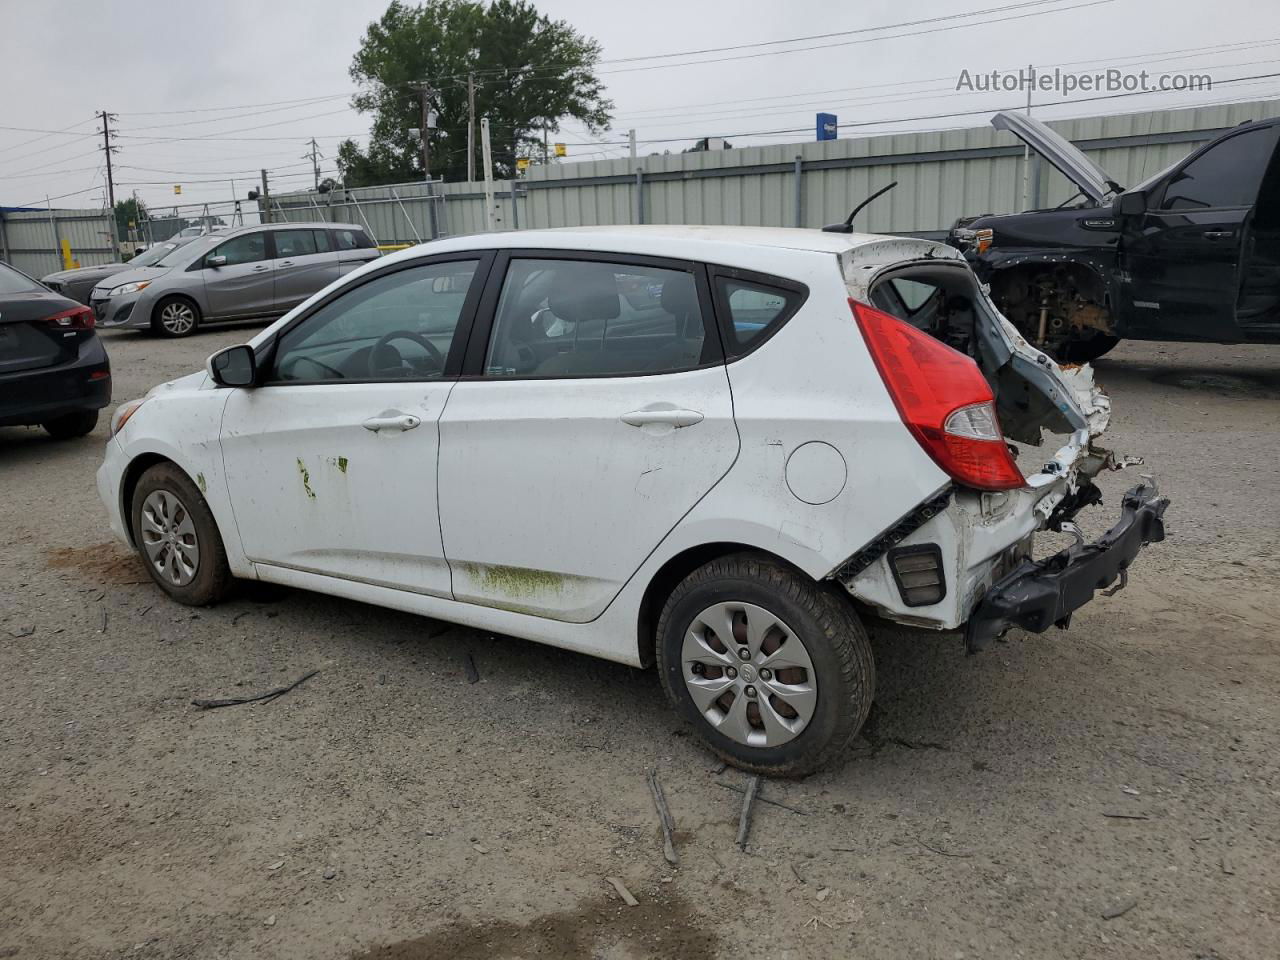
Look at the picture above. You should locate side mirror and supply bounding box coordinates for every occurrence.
[207,344,256,387]
[1115,191,1147,216]
[207,255,227,269]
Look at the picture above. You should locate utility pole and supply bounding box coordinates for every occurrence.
[304,138,322,190]
[466,72,476,183]
[628,129,637,160]
[481,117,497,231]
[543,122,549,164]
[413,81,435,181]
[97,110,119,246]
[260,169,272,223]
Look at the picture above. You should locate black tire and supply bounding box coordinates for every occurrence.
[151,296,201,338]
[130,462,233,606]
[656,552,874,778]
[42,410,98,439]
[1061,334,1120,363]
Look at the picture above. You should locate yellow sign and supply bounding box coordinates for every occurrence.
[516,157,530,172]
[554,143,566,158]
[173,184,182,195]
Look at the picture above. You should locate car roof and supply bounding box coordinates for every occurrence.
[398,224,938,262]
[225,221,364,236]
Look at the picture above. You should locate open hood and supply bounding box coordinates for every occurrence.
[991,111,1117,206]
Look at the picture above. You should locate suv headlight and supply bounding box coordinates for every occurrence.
[107,280,151,297]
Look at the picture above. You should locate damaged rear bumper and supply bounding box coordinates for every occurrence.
[964,482,1169,652]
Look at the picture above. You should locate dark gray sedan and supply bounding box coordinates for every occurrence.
[41,236,200,305]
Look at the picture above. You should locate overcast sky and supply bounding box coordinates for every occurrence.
[3,0,1280,212]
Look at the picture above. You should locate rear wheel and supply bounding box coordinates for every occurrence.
[42,410,98,439]
[152,297,200,338]
[656,552,874,777]
[130,463,232,605]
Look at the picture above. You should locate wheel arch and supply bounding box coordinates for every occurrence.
[634,541,822,668]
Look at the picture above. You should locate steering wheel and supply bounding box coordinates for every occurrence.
[367,329,446,378]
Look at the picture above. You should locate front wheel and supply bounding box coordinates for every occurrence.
[130,463,233,605]
[152,297,200,338]
[656,553,874,778]
[1061,333,1120,363]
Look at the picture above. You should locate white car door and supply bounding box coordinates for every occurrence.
[219,253,492,596]
[437,253,738,622]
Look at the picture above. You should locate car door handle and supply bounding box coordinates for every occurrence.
[362,413,422,432]
[278,260,294,267]
[620,408,704,428]
[252,264,270,272]
[1203,230,1235,240]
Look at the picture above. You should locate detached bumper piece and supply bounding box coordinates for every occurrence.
[965,482,1169,653]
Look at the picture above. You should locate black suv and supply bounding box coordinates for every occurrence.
[949,111,1280,361]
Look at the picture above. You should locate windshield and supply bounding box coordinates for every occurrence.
[0,262,42,295]
[155,234,219,267]
[131,238,193,268]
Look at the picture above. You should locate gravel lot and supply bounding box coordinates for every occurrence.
[2,326,1278,960]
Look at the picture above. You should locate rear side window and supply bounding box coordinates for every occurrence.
[713,273,806,356]
[334,228,375,250]
[274,230,318,258]
[0,263,41,295]
[483,258,713,378]
[1161,126,1280,210]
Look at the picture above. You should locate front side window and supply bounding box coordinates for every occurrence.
[272,259,479,382]
[715,276,805,355]
[207,233,267,268]
[1161,126,1280,210]
[484,258,710,377]
[274,230,319,258]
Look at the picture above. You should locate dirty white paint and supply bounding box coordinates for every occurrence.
[99,224,1122,666]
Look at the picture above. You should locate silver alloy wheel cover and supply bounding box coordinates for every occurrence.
[140,489,200,586]
[681,601,818,747]
[160,301,195,334]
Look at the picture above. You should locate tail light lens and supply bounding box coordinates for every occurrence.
[851,298,1024,491]
[42,305,95,330]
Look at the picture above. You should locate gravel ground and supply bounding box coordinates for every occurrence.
[1,327,1277,960]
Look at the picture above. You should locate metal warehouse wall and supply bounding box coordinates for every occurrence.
[0,208,116,278]
[271,97,1280,243]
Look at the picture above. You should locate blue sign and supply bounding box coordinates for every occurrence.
[816,112,837,141]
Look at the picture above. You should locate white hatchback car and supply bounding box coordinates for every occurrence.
[98,225,1168,775]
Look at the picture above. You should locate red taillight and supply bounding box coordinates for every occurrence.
[42,305,95,330]
[851,298,1024,491]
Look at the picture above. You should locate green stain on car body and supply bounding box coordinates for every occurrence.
[196,473,207,493]
[296,458,316,500]
[336,456,348,474]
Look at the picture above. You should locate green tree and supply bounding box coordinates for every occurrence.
[114,196,147,242]
[337,0,612,185]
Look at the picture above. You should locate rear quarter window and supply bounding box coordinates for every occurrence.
[334,228,375,251]
[711,270,807,357]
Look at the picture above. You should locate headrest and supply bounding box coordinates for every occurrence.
[548,265,620,323]
[659,273,699,318]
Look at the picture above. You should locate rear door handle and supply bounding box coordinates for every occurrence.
[620,408,704,428]
[1203,230,1235,240]
[363,413,422,432]
[278,260,294,267]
